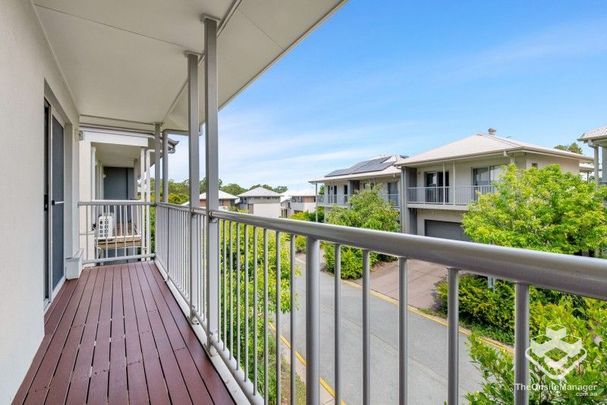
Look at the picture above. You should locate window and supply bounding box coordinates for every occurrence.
[472,165,502,186]
[531,162,538,168]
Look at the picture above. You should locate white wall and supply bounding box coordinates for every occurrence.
[251,203,282,218]
[0,1,78,402]
[416,210,465,236]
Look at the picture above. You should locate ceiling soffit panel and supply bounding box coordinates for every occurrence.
[34,0,347,131]
[33,0,229,51]
[34,5,199,123]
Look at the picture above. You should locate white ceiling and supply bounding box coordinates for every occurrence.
[33,0,347,132]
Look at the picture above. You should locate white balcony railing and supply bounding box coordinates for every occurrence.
[80,200,607,404]
[317,193,400,207]
[407,185,496,206]
[154,203,604,404]
[78,200,153,264]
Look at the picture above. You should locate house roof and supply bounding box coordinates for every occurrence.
[238,187,281,198]
[199,190,238,200]
[32,0,348,133]
[309,155,404,183]
[397,133,593,166]
[579,125,607,142]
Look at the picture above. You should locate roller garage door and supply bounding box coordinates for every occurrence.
[424,220,470,241]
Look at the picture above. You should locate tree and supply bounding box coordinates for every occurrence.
[463,164,607,255]
[554,142,584,155]
[221,182,247,196]
[459,164,607,401]
[324,188,399,279]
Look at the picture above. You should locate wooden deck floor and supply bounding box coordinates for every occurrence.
[13,262,233,405]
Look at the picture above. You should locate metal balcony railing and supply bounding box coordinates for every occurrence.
[317,193,400,207]
[78,200,153,264]
[149,203,605,405]
[78,201,606,403]
[407,185,496,206]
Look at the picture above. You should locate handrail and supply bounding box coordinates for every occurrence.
[78,199,152,206]
[210,209,607,301]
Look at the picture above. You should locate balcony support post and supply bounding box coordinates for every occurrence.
[162,129,169,203]
[186,51,200,324]
[601,146,606,184]
[154,123,161,204]
[593,145,599,185]
[204,15,220,344]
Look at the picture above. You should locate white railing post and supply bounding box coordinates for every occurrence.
[204,15,220,342]
[186,50,200,324]
[306,236,320,405]
[514,282,530,405]
[448,267,459,405]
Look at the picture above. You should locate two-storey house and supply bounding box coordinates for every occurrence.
[398,129,593,241]
[310,155,404,214]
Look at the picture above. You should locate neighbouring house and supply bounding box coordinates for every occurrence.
[79,129,177,201]
[281,189,317,217]
[199,190,238,210]
[578,125,607,185]
[238,187,282,218]
[397,129,594,241]
[79,130,177,263]
[310,155,404,214]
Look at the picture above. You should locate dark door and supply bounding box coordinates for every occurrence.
[425,220,470,241]
[103,167,135,200]
[43,102,50,302]
[51,116,65,291]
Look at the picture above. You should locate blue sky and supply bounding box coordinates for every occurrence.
[169,0,607,191]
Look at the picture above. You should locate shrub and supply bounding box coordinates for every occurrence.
[323,187,399,279]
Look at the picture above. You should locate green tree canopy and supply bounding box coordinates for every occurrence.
[221,182,247,196]
[324,188,399,279]
[462,164,607,254]
[554,142,584,155]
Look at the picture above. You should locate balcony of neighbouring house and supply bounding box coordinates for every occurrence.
[406,185,496,209]
[317,192,400,208]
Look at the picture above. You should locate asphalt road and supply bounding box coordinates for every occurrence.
[278,257,482,405]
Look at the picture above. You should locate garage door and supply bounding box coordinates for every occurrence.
[425,220,470,241]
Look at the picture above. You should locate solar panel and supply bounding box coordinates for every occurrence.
[325,156,393,177]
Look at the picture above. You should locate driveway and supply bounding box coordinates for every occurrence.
[278,257,481,405]
[353,259,447,309]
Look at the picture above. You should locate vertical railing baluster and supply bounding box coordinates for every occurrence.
[263,229,269,403]
[334,244,342,405]
[253,227,259,395]
[448,267,460,405]
[223,219,227,350]
[275,231,281,404]
[237,223,241,366]
[244,224,249,380]
[362,249,370,405]
[514,282,530,405]
[399,257,408,405]
[306,236,320,405]
[229,221,234,359]
[289,235,296,405]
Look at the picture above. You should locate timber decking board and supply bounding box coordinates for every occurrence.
[13,262,233,405]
